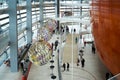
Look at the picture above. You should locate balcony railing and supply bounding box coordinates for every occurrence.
[108,73,120,80]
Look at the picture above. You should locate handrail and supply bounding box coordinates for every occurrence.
[57,51,62,80]
[108,73,120,80]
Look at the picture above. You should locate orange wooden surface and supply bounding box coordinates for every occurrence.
[90,0,120,75]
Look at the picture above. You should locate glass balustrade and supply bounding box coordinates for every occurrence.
[108,73,120,80]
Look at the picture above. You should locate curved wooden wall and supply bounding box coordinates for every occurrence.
[90,0,120,75]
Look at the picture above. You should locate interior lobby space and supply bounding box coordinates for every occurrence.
[0,0,120,80]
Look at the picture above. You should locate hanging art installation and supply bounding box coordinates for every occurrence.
[38,26,52,41]
[28,19,57,66]
[28,40,52,66]
[45,19,57,33]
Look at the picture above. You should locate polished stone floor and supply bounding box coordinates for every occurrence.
[28,34,109,80]
[0,33,110,80]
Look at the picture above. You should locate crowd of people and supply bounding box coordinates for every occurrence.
[52,25,111,80]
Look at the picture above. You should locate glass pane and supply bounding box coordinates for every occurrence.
[108,73,120,80]
[0,53,7,66]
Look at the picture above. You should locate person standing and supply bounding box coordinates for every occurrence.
[105,72,110,80]
[57,49,59,53]
[77,58,80,66]
[92,43,95,54]
[74,28,76,33]
[83,37,86,47]
[81,58,85,68]
[75,37,78,44]
[21,59,25,74]
[66,25,69,34]
[56,26,59,34]
[63,63,66,71]
[79,49,84,59]
[67,63,70,71]
[54,40,59,51]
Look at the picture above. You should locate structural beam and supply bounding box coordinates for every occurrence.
[40,0,43,27]
[80,0,83,31]
[51,17,90,25]
[55,0,60,32]
[9,0,18,72]
[26,0,32,44]
[60,3,90,7]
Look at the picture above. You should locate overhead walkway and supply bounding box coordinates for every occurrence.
[60,3,90,7]
[51,17,90,25]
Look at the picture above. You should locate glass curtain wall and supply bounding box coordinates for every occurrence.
[0,0,91,68]
[0,0,56,66]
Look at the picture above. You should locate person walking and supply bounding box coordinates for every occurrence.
[67,63,70,71]
[63,63,66,71]
[81,58,85,68]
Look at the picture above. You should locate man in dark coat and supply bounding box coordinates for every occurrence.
[92,43,95,54]
[67,63,70,71]
[81,58,85,68]
[63,63,66,71]
[54,40,59,51]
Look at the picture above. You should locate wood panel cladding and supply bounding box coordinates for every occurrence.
[90,0,120,76]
